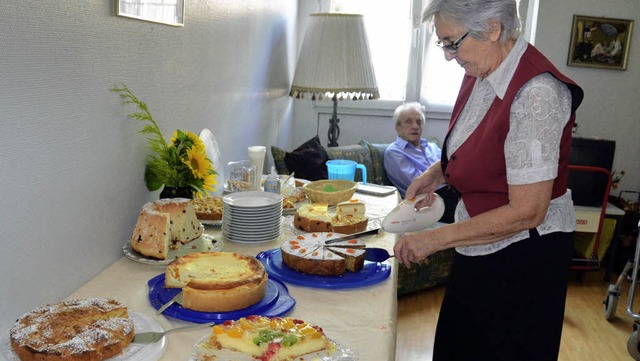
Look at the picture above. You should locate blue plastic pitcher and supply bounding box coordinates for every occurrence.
[326,159,367,184]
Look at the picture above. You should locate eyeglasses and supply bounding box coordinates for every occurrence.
[435,32,469,53]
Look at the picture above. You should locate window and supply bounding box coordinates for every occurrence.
[330,0,536,113]
[419,34,465,110]
[331,0,465,107]
[331,0,413,101]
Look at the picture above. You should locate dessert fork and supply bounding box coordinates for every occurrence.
[133,322,215,344]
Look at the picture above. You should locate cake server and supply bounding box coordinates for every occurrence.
[324,227,381,245]
[365,247,394,263]
[133,321,216,343]
[381,193,445,233]
[156,291,183,315]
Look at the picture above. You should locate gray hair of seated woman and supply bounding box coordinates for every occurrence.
[422,0,521,44]
[393,102,426,127]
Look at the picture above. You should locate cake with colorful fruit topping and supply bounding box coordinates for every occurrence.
[204,315,333,361]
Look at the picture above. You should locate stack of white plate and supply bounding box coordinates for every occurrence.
[222,191,283,243]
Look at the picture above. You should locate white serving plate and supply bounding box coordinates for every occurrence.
[282,198,311,215]
[123,233,224,266]
[223,234,282,244]
[224,209,282,218]
[189,335,356,361]
[223,225,281,236]
[223,229,281,241]
[223,191,282,208]
[224,202,282,212]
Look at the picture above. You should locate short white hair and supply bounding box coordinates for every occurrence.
[422,0,521,43]
[393,102,426,127]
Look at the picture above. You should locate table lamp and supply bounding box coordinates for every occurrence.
[290,13,379,147]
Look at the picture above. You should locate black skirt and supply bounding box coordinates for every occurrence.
[433,230,573,361]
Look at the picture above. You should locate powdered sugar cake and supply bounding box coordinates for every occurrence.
[9,298,134,361]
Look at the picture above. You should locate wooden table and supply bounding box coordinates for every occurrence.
[67,192,400,360]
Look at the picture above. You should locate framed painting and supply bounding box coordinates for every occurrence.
[116,0,184,27]
[567,15,633,70]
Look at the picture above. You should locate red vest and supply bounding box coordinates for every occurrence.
[442,44,584,217]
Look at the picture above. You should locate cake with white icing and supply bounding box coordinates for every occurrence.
[280,232,367,276]
[329,247,367,272]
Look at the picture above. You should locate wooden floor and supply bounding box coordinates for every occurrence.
[396,268,638,361]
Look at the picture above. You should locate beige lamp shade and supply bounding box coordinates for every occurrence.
[290,13,379,100]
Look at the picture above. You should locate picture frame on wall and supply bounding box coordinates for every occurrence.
[567,15,633,71]
[116,0,184,27]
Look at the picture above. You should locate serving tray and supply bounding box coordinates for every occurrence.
[147,274,295,323]
[256,248,391,289]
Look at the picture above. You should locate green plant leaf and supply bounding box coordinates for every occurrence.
[144,164,163,191]
[112,83,216,196]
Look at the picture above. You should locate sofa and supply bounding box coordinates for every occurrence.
[271,138,454,296]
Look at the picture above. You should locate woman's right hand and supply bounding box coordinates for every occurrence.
[405,161,444,209]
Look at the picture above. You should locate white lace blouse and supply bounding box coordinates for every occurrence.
[447,36,576,256]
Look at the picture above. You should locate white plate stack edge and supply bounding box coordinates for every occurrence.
[222,191,283,243]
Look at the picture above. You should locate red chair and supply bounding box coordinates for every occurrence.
[569,165,613,271]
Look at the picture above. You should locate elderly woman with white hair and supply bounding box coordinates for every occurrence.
[394,0,584,360]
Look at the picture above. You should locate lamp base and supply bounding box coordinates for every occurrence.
[327,96,340,147]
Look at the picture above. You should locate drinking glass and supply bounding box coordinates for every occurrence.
[248,146,266,190]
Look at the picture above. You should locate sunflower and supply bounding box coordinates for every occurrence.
[113,85,218,198]
[203,172,218,193]
[171,130,206,154]
[184,147,210,179]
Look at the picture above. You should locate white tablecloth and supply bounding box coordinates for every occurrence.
[68,192,400,360]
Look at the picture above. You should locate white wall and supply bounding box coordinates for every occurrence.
[0,0,296,330]
[535,0,639,193]
[292,0,639,193]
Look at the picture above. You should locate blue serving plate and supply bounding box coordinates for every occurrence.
[256,248,391,289]
[147,274,295,323]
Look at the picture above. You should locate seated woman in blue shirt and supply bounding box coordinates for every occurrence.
[384,102,442,198]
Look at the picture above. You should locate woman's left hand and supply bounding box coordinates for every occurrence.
[394,229,441,266]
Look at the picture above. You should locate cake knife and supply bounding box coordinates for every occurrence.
[156,291,183,315]
[324,227,381,245]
